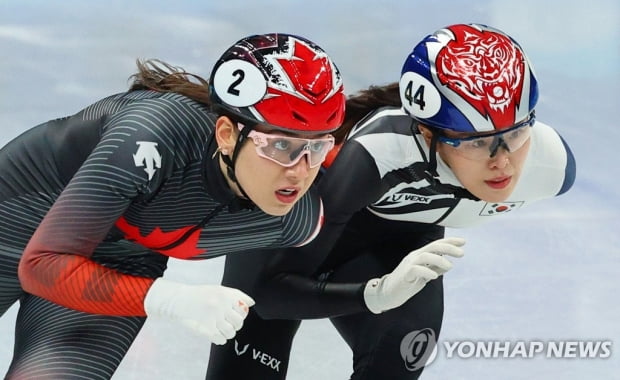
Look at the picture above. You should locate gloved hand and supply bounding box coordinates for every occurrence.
[363,237,465,314]
[144,278,255,345]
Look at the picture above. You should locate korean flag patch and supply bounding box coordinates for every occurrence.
[480,201,524,216]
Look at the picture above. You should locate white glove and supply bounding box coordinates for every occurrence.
[363,237,465,314]
[144,278,255,345]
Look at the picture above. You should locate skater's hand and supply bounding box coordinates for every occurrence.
[363,237,465,314]
[144,278,254,345]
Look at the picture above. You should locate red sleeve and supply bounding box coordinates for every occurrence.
[18,108,173,316]
[19,246,153,316]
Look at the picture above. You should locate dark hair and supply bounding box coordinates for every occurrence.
[129,59,211,106]
[333,82,401,144]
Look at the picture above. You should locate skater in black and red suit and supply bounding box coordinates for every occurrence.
[0,33,348,379]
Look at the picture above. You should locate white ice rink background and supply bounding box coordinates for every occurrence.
[1,1,618,379]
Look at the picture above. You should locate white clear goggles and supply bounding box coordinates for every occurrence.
[240,124,335,168]
[437,113,535,160]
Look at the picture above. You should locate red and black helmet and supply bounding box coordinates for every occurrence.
[209,33,345,134]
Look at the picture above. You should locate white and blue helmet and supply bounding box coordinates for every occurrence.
[400,24,538,133]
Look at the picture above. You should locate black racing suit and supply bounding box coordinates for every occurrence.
[0,90,323,379]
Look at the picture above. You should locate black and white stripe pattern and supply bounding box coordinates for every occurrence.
[9,295,145,380]
[0,90,323,379]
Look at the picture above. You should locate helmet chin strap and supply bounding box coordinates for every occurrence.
[425,132,440,180]
[412,122,440,185]
[220,126,254,203]
[419,127,479,201]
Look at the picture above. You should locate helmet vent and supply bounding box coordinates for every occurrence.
[326,111,338,123]
[292,111,308,124]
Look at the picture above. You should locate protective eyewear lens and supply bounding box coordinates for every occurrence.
[246,129,335,168]
[437,113,535,160]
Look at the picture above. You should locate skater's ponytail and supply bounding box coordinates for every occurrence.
[333,82,401,144]
[129,59,211,106]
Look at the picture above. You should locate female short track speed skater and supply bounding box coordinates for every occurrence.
[0,33,346,379]
[206,24,576,380]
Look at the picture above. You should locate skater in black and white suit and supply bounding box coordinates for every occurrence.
[206,24,576,380]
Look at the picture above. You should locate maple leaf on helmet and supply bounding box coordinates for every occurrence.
[210,33,345,134]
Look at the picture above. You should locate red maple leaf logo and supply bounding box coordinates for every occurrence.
[114,216,205,259]
[274,39,334,102]
[254,37,344,131]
